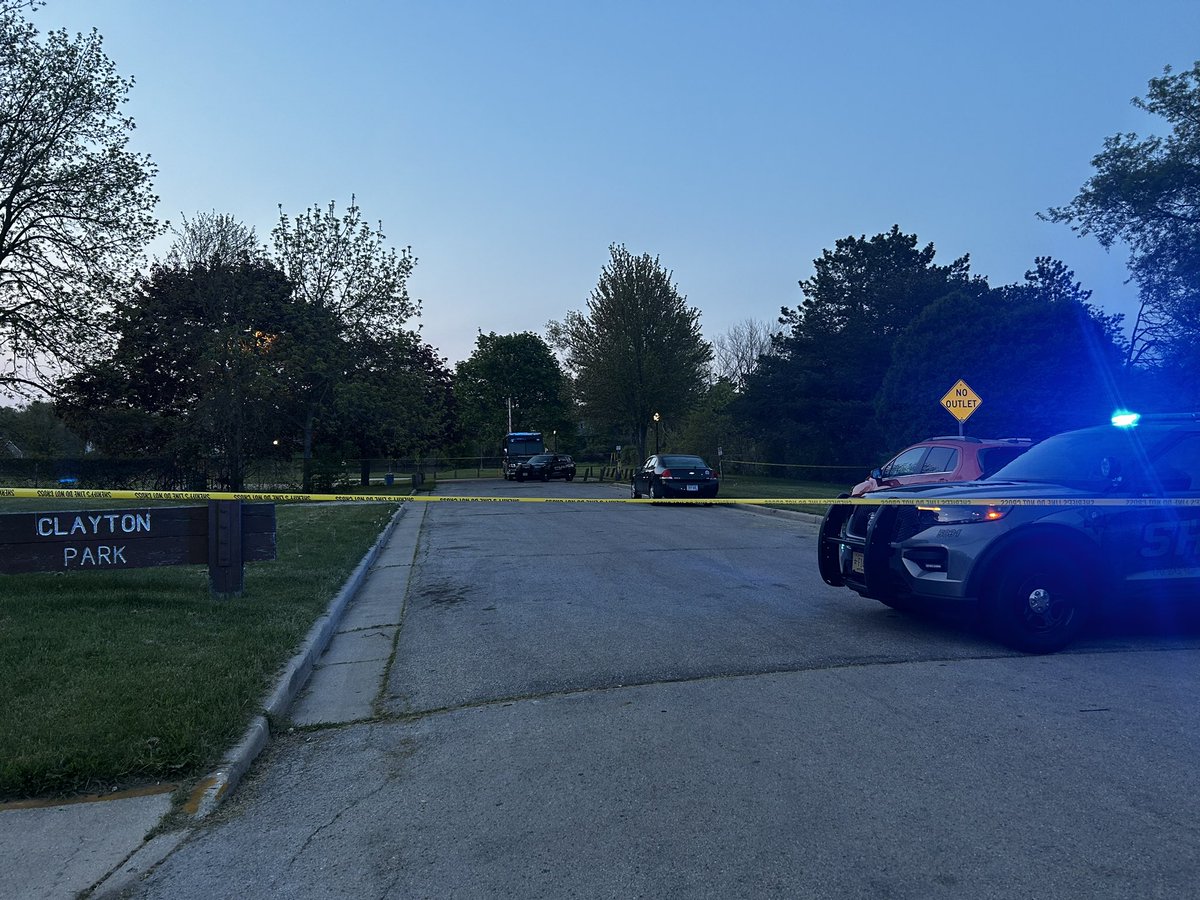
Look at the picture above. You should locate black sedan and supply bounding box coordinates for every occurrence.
[515,453,576,482]
[631,454,719,499]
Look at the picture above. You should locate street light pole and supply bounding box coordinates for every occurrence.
[653,412,660,454]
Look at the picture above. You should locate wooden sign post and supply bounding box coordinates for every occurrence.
[0,501,276,596]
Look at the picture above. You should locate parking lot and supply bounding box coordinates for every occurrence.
[132,479,1200,899]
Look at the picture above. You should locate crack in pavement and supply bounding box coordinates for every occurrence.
[377,642,1200,726]
[334,625,397,636]
[286,779,391,869]
[284,642,1200,745]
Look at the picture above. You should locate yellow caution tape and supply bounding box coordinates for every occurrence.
[0,487,405,503]
[3,487,1200,506]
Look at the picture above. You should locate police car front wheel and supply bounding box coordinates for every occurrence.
[984,549,1089,654]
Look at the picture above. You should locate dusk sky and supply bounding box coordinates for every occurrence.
[46,0,1200,367]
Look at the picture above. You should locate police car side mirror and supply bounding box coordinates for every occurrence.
[871,467,884,480]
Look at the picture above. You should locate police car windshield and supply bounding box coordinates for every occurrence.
[989,427,1151,489]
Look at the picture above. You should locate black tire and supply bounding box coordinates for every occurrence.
[983,548,1089,653]
[650,482,661,500]
[516,471,525,482]
[631,481,642,499]
[541,471,550,482]
[566,472,574,482]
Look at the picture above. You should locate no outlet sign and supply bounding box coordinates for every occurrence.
[940,379,982,423]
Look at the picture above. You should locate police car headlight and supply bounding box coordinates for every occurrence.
[917,505,1009,526]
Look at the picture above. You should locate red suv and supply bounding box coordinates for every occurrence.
[850,436,1033,496]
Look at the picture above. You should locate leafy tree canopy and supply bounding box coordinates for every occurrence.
[740,226,984,465]
[272,197,417,337]
[270,197,420,484]
[56,257,303,488]
[454,331,571,453]
[167,211,263,268]
[0,399,84,457]
[672,377,738,465]
[878,258,1128,450]
[0,2,161,396]
[324,331,456,461]
[1045,61,1200,366]
[549,244,711,461]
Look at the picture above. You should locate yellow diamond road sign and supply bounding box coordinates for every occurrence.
[941,379,981,423]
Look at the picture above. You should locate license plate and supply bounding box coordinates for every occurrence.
[687,484,699,492]
[851,552,865,574]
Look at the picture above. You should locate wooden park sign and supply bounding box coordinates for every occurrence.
[0,501,276,595]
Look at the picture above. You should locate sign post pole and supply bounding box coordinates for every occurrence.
[208,500,244,596]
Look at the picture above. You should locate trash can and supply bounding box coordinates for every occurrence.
[384,473,395,487]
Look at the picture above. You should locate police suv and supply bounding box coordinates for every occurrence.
[818,413,1200,653]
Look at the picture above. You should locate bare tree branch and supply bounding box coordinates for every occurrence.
[0,4,161,398]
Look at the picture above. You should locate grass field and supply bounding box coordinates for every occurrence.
[716,476,847,503]
[0,500,399,800]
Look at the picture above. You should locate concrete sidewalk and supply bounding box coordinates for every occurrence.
[0,502,425,900]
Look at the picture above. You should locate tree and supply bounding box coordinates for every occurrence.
[453,331,571,454]
[1044,61,1200,368]
[0,3,161,396]
[57,257,302,488]
[548,244,712,461]
[271,198,419,484]
[167,211,263,268]
[272,197,417,334]
[740,226,985,466]
[0,398,84,457]
[323,331,456,481]
[673,377,739,466]
[877,258,1127,448]
[711,318,775,391]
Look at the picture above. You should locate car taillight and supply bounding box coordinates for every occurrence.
[660,469,672,478]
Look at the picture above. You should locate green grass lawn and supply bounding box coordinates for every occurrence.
[0,500,399,800]
[717,476,848,502]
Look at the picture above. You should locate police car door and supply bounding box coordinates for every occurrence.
[1109,432,1200,602]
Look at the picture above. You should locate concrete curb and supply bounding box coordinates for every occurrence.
[189,502,409,818]
[90,822,192,898]
[90,503,410,898]
[731,501,825,523]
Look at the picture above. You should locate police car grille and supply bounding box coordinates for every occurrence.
[847,507,874,538]
[892,507,921,541]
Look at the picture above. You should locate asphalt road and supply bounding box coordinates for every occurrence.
[129,479,1200,899]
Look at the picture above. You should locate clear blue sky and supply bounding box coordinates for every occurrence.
[45,0,1200,367]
